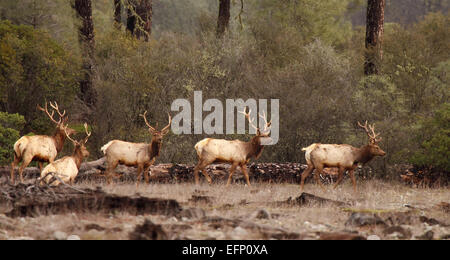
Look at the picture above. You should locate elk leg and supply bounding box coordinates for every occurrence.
[136,165,144,187]
[349,169,357,193]
[10,155,20,184]
[226,162,239,187]
[314,166,326,190]
[144,166,151,184]
[18,156,33,183]
[240,164,251,187]
[194,160,212,185]
[38,162,44,173]
[106,161,119,185]
[300,165,314,192]
[333,167,346,189]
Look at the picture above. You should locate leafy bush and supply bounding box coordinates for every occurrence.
[0,20,79,133]
[411,103,450,172]
[0,111,25,165]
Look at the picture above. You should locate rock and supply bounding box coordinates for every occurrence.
[129,219,168,240]
[367,235,381,240]
[67,235,81,240]
[319,232,366,240]
[178,208,206,220]
[383,226,412,240]
[8,236,34,240]
[251,209,271,220]
[53,231,68,240]
[419,216,443,226]
[345,213,386,227]
[304,221,330,232]
[230,226,249,239]
[84,223,106,231]
[416,230,434,240]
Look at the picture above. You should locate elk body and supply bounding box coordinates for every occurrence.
[10,102,76,184]
[194,109,271,187]
[101,112,171,186]
[40,123,91,186]
[300,121,386,192]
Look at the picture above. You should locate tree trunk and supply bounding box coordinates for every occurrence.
[364,0,385,75]
[114,0,122,26]
[135,0,152,41]
[126,0,137,34]
[217,0,231,37]
[74,0,97,108]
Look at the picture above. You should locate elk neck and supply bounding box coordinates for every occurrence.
[354,145,375,165]
[53,128,66,153]
[246,136,264,160]
[72,146,84,170]
[149,138,162,159]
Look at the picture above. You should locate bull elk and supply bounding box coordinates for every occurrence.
[40,123,91,186]
[101,111,172,186]
[300,121,386,192]
[10,102,76,184]
[194,108,272,187]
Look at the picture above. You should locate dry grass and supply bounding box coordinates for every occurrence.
[1,180,449,240]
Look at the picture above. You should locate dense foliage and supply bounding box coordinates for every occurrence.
[0,0,448,178]
[0,112,25,165]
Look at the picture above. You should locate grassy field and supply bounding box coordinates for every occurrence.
[0,180,449,240]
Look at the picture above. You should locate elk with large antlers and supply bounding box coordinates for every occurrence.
[194,108,272,187]
[101,111,172,186]
[300,121,386,192]
[10,102,76,184]
[40,123,91,186]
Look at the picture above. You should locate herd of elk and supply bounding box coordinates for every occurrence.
[300,121,386,192]
[101,111,172,186]
[10,102,76,184]
[40,123,91,186]
[193,108,272,187]
[8,101,386,192]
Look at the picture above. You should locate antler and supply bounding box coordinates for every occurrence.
[259,110,272,134]
[37,101,67,125]
[140,111,157,133]
[82,123,92,144]
[161,113,172,135]
[239,108,258,132]
[64,123,91,145]
[358,121,382,144]
[64,124,79,145]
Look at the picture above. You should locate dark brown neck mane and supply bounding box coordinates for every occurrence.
[246,136,264,160]
[355,145,375,165]
[149,138,162,159]
[53,128,66,153]
[72,146,84,170]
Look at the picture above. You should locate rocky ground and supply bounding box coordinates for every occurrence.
[0,174,448,240]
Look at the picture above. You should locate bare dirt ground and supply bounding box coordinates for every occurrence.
[0,175,449,240]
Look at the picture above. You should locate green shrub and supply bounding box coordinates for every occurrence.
[411,103,450,172]
[0,111,25,165]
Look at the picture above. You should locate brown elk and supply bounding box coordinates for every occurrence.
[10,102,76,184]
[300,121,386,192]
[101,111,172,186]
[40,123,91,186]
[193,108,272,187]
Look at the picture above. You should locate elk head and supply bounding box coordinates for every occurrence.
[64,123,91,159]
[38,101,76,136]
[240,108,272,159]
[140,111,172,157]
[358,121,386,157]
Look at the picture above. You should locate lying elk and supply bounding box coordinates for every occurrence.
[101,111,171,186]
[40,123,91,186]
[300,121,386,192]
[10,102,76,184]
[194,108,272,187]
